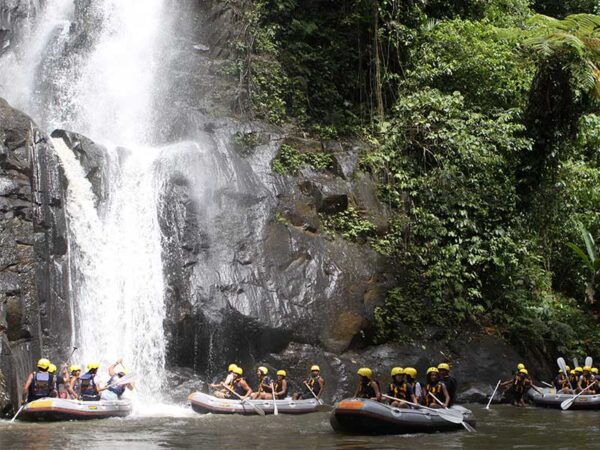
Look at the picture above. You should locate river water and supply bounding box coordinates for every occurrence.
[1,404,599,449]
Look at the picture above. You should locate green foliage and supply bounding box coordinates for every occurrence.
[404,19,534,110]
[272,144,333,175]
[243,0,600,358]
[319,206,376,242]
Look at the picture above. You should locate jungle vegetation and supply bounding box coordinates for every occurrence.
[231,0,600,359]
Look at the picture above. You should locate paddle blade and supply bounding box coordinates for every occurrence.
[573,358,579,369]
[561,398,574,410]
[586,357,593,368]
[439,410,465,424]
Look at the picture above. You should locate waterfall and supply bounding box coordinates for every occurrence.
[0,0,173,400]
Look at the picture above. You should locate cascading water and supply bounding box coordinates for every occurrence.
[0,0,174,401]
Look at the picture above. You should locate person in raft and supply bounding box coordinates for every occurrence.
[224,366,253,399]
[100,359,134,400]
[22,358,55,403]
[293,365,325,400]
[273,370,289,399]
[251,366,274,400]
[69,362,101,401]
[386,367,416,407]
[211,363,239,398]
[355,367,382,401]
[423,367,450,408]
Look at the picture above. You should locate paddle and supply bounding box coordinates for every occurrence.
[382,394,467,426]
[558,358,570,382]
[303,381,332,412]
[561,381,597,410]
[10,404,26,423]
[541,381,554,388]
[270,383,279,416]
[428,392,476,432]
[573,358,579,370]
[586,356,593,368]
[221,384,266,416]
[486,380,501,409]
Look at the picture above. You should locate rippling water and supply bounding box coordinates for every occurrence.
[2,404,600,449]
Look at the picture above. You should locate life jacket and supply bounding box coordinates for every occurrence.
[258,375,273,393]
[29,371,53,399]
[357,379,380,399]
[79,372,99,399]
[442,375,457,406]
[581,375,595,390]
[108,375,126,397]
[233,378,249,397]
[388,381,409,401]
[569,375,579,388]
[425,381,445,406]
[275,379,288,398]
[307,375,322,395]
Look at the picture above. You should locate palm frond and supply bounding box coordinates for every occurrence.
[567,242,595,273]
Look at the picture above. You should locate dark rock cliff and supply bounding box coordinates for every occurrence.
[0,97,69,414]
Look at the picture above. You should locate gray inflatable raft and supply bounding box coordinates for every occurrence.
[18,397,133,421]
[330,398,475,435]
[188,392,320,415]
[529,387,600,410]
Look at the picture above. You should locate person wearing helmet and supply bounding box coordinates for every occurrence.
[73,362,101,401]
[293,365,325,400]
[100,358,134,400]
[554,368,573,393]
[404,367,422,402]
[67,365,82,399]
[212,363,239,399]
[386,368,416,408]
[274,370,288,399]
[22,358,54,403]
[577,366,596,394]
[569,368,580,389]
[424,367,449,408]
[437,363,457,407]
[225,366,252,399]
[501,368,530,406]
[355,368,382,401]
[251,366,274,400]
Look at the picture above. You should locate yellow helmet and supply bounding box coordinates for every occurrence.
[593,368,599,374]
[565,365,571,372]
[357,367,373,378]
[391,367,404,376]
[277,370,287,377]
[311,365,320,372]
[570,370,576,375]
[427,367,439,375]
[37,358,51,370]
[233,366,243,375]
[48,364,57,374]
[584,366,592,372]
[519,368,528,375]
[87,361,100,370]
[69,364,81,373]
[517,363,525,370]
[575,366,583,373]
[257,366,268,375]
[404,367,417,378]
[438,363,450,371]
[228,363,238,372]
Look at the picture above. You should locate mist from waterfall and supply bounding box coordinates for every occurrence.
[0,0,174,400]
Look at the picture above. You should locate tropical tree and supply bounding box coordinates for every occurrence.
[567,223,600,304]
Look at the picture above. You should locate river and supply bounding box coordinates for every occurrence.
[1,404,599,449]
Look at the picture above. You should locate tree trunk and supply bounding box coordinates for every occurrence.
[373,0,384,120]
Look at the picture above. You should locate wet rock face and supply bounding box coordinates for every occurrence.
[0,0,39,55]
[0,97,69,414]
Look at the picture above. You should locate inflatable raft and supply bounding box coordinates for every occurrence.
[330,398,475,435]
[529,388,600,410]
[18,397,133,421]
[188,392,320,415]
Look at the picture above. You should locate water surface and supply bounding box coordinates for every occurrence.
[2,404,599,449]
